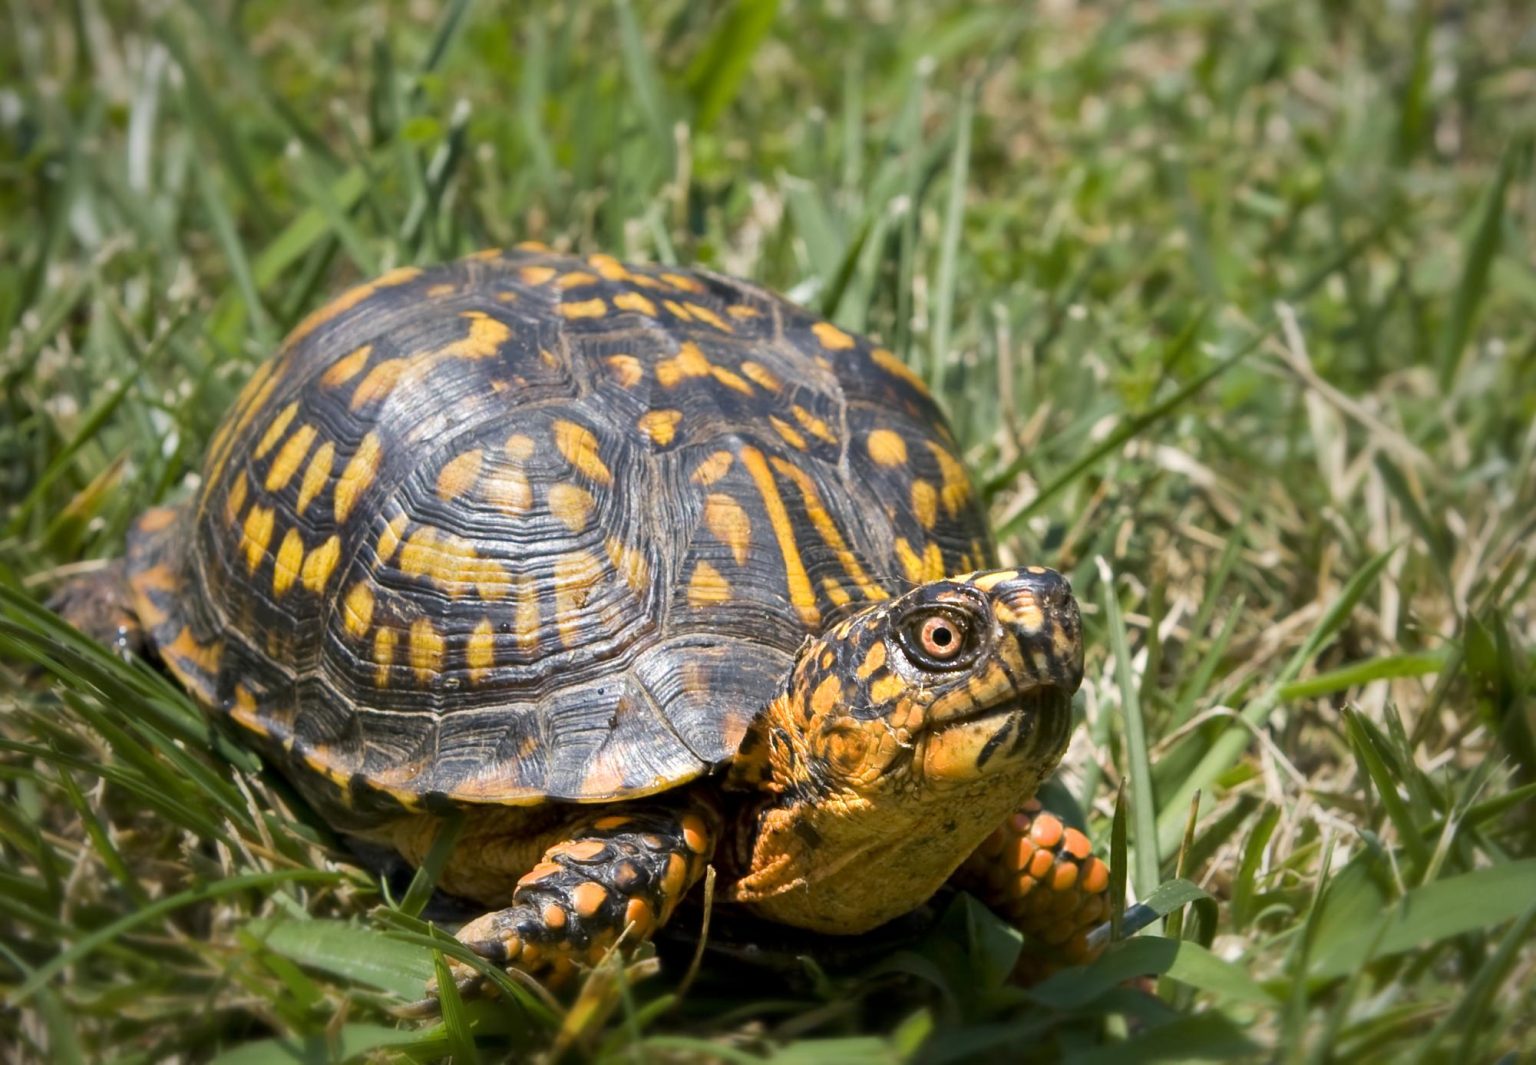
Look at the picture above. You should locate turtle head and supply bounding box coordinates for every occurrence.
[726,568,1084,932]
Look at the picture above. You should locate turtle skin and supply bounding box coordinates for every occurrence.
[58,246,1109,988]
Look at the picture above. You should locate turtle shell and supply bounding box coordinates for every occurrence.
[125,248,995,813]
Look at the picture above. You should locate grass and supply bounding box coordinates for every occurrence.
[2,0,1534,1060]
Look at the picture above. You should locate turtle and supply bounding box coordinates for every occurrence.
[52,246,1108,989]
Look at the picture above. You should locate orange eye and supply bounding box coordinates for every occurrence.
[898,607,979,670]
[918,615,964,659]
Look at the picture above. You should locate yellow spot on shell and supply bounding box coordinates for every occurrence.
[439,311,511,360]
[520,265,556,285]
[505,434,536,461]
[871,347,930,393]
[792,404,837,444]
[688,561,732,607]
[559,297,607,319]
[467,618,495,681]
[866,429,908,467]
[769,416,807,450]
[240,506,275,572]
[896,538,947,582]
[296,442,335,515]
[740,361,781,391]
[426,282,456,298]
[225,470,249,526]
[374,627,396,687]
[662,272,705,294]
[265,423,317,492]
[638,409,682,446]
[727,304,761,319]
[554,421,612,484]
[482,466,532,515]
[343,582,375,639]
[301,535,341,593]
[613,290,657,317]
[740,447,818,626]
[605,537,650,592]
[771,458,890,603]
[553,552,603,648]
[321,345,372,388]
[656,341,711,388]
[410,618,444,682]
[272,528,305,596]
[911,479,939,529]
[606,354,644,387]
[690,450,734,486]
[254,402,300,460]
[704,494,753,565]
[925,441,973,516]
[664,299,693,321]
[436,449,483,501]
[548,482,596,532]
[556,271,599,289]
[588,254,632,281]
[285,267,421,350]
[515,575,541,652]
[376,514,408,564]
[686,303,733,332]
[398,527,507,599]
[334,433,381,524]
[273,528,305,599]
[812,321,855,350]
[821,577,852,606]
[350,358,405,409]
[710,366,754,394]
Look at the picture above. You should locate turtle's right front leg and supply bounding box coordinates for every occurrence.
[446,802,718,987]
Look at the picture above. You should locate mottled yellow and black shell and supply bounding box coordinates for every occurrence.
[124,247,994,813]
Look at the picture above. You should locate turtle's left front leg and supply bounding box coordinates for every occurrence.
[952,797,1111,968]
[446,801,718,988]
[47,558,146,660]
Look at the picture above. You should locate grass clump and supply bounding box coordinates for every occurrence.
[2,1,1534,1061]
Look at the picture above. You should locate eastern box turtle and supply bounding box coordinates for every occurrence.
[55,246,1107,987]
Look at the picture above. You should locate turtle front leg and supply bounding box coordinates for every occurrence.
[447,802,718,989]
[47,559,145,660]
[954,797,1111,969]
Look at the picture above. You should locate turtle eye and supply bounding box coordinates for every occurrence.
[898,608,979,671]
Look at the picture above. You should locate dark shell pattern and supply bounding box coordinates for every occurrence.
[126,247,995,813]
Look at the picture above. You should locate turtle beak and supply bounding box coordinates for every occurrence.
[989,568,1084,694]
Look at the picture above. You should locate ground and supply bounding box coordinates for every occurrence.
[1,1,1533,1062]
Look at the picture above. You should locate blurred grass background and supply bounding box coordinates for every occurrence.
[2,0,1534,1061]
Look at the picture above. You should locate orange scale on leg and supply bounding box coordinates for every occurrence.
[1028,849,1055,879]
[1029,813,1064,849]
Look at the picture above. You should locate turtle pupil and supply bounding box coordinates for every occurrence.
[915,614,967,662]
